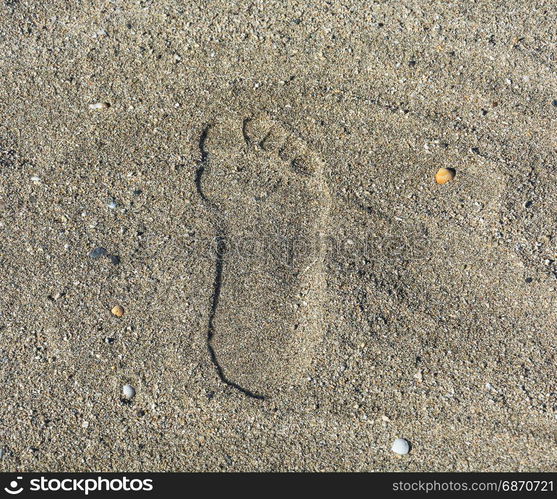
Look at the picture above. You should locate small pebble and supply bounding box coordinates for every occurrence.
[391,438,410,455]
[108,254,121,265]
[107,200,117,209]
[122,384,135,399]
[89,102,111,110]
[48,292,62,301]
[111,305,125,317]
[435,168,456,184]
[89,247,108,259]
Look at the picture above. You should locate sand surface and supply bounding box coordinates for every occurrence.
[1,0,556,471]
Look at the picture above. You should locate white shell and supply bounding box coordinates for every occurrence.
[89,102,110,110]
[122,384,135,399]
[391,438,410,455]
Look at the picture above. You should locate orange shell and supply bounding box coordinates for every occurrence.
[111,305,125,317]
[435,168,456,184]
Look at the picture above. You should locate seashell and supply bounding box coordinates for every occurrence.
[122,384,135,399]
[88,102,111,110]
[391,438,410,455]
[111,305,124,317]
[435,167,456,184]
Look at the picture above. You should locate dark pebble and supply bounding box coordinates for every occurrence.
[89,247,108,259]
[108,254,121,265]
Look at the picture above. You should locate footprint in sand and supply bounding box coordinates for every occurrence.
[196,114,330,398]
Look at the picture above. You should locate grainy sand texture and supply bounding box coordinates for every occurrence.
[0,0,556,471]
